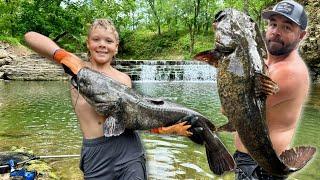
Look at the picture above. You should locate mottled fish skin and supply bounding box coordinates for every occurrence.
[196,8,316,176]
[72,67,235,175]
[73,67,212,130]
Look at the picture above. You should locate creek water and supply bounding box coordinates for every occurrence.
[0,81,319,179]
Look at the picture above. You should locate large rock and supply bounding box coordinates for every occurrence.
[298,0,320,83]
[0,49,8,59]
[0,55,68,80]
[0,71,4,79]
[0,41,67,80]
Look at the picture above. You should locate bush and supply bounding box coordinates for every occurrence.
[118,29,214,60]
[0,36,21,45]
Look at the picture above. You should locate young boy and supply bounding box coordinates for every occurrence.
[24,19,190,179]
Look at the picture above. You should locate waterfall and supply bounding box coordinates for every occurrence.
[114,60,217,82]
[140,64,157,81]
[138,61,216,82]
[182,64,216,82]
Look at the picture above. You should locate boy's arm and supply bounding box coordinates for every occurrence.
[24,31,84,74]
[25,32,191,137]
[24,31,60,60]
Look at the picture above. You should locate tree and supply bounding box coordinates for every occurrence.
[0,0,23,36]
[146,0,162,35]
[0,0,278,58]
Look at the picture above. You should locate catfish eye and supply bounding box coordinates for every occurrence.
[214,11,226,23]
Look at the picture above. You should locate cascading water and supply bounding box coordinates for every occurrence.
[182,64,216,82]
[140,64,157,81]
[135,61,216,82]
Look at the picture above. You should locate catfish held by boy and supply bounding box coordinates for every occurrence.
[26,37,235,175]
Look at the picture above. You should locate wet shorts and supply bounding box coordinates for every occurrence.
[80,136,146,180]
[233,151,287,180]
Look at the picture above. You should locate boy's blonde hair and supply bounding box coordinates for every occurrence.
[88,19,119,43]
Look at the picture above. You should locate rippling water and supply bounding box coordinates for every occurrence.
[0,81,319,179]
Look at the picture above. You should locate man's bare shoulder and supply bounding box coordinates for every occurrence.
[267,57,309,107]
[270,58,309,84]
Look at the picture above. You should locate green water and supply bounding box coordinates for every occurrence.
[0,81,319,179]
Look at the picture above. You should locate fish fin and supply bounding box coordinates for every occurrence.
[204,133,235,175]
[178,115,204,144]
[145,98,164,105]
[196,118,235,175]
[103,98,126,137]
[254,72,279,98]
[217,121,236,132]
[188,127,204,144]
[183,115,213,145]
[193,49,221,67]
[104,114,125,137]
[279,146,316,171]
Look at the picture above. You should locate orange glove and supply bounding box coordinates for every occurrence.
[150,121,192,136]
[53,49,85,75]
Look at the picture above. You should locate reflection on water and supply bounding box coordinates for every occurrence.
[0,81,319,179]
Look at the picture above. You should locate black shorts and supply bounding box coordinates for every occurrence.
[80,135,146,180]
[233,151,287,180]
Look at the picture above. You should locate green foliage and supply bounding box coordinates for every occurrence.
[0,36,21,45]
[0,0,274,59]
[120,29,178,59]
[119,28,213,60]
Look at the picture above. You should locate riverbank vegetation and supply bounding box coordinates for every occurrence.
[0,0,277,59]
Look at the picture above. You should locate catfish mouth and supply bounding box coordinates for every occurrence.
[215,41,236,54]
[71,75,79,89]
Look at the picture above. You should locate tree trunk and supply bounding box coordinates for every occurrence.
[243,0,249,14]
[189,0,201,54]
[53,32,68,42]
[188,23,194,54]
[147,0,161,35]
[5,0,14,36]
[204,0,210,33]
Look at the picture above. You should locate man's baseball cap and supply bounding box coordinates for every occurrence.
[262,0,308,30]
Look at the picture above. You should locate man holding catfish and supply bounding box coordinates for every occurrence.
[195,0,316,179]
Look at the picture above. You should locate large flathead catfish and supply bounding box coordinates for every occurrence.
[71,67,235,175]
[194,9,316,176]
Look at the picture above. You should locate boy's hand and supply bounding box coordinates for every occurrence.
[53,49,85,75]
[151,121,192,136]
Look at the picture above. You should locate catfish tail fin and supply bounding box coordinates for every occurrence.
[205,143,235,175]
[194,118,235,175]
[280,146,316,172]
[203,130,235,175]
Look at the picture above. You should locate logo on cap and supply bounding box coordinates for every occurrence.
[275,2,294,15]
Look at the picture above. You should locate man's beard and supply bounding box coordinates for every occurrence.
[266,37,299,56]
